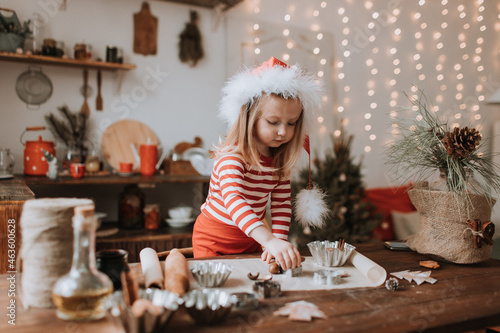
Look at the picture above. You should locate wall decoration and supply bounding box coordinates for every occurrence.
[133,2,158,56]
[178,10,204,66]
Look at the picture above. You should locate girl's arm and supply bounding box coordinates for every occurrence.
[249,225,301,270]
[269,178,292,240]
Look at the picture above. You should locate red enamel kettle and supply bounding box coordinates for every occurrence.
[20,126,55,175]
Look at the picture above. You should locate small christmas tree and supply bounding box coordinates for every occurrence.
[290,127,382,247]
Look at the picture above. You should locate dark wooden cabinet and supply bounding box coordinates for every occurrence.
[19,174,209,262]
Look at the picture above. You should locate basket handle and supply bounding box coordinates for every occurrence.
[26,126,46,131]
[20,126,47,145]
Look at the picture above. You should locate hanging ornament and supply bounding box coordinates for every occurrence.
[178,10,204,67]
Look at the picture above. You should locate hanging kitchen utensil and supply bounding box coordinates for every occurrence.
[15,67,53,109]
[80,69,90,118]
[80,83,93,98]
[96,69,103,111]
[133,2,158,55]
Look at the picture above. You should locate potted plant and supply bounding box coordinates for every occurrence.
[385,90,499,263]
[0,8,32,52]
[44,106,88,169]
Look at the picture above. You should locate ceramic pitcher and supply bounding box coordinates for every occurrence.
[0,148,15,175]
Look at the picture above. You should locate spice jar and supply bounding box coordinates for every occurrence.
[74,43,91,60]
[118,184,145,229]
[52,205,113,321]
[144,204,161,230]
[42,38,57,56]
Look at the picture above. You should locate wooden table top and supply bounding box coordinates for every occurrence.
[2,242,500,333]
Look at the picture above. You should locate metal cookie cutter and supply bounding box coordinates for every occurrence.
[252,280,281,299]
[313,270,343,285]
[283,266,303,277]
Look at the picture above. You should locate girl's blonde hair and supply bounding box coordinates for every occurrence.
[212,93,305,178]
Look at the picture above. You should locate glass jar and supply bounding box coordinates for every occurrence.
[0,148,15,175]
[118,184,145,229]
[63,142,82,171]
[85,149,100,174]
[52,205,113,321]
[96,249,129,291]
[144,204,161,230]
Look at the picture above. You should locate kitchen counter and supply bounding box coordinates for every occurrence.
[2,243,500,332]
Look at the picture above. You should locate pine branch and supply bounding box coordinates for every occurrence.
[44,106,87,147]
[385,89,500,203]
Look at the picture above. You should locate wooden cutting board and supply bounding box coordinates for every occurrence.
[133,2,158,55]
[100,119,159,172]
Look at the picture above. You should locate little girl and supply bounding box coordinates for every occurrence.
[192,57,325,270]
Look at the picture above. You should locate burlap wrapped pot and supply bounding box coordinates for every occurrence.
[406,189,495,264]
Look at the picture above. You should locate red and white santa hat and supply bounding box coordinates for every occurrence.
[219,57,329,229]
[218,57,323,135]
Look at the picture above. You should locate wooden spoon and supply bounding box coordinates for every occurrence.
[96,69,103,111]
[80,69,90,118]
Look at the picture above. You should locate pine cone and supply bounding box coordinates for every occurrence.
[441,126,481,158]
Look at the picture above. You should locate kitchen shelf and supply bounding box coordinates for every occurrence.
[0,52,136,71]
[19,173,210,186]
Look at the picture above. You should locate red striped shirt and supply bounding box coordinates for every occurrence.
[200,154,291,240]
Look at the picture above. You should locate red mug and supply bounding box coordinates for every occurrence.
[70,163,85,178]
[119,162,133,173]
[139,144,157,176]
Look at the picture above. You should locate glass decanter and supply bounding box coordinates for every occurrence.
[52,204,113,321]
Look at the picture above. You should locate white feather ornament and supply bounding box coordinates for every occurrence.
[294,185,330,229]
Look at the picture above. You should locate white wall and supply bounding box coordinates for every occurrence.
[2,0,500,190]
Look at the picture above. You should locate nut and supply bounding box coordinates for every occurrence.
[247,272,260,280]
[269,262,281,274]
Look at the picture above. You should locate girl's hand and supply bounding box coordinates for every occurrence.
[261,249,273,263]
[263,238,301,270]
[249,225,301,270]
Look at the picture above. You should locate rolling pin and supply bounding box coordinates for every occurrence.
[157,247,193,259]
[163,248,190,296]
[140,247,164,289]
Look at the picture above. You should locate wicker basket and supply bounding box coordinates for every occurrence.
[163,159,199,176]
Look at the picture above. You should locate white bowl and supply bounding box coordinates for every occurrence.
[165,218,194,228]
[168,206,193,219]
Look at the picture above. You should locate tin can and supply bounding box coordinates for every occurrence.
[106,45,118,63]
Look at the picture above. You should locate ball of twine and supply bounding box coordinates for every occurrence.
[20,198,94,308]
